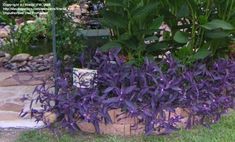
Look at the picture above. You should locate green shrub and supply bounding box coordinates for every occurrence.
[52,0,86,60]
[1,17,50,55]
[1,0,86,57]
[100,0,164,65]
[100,0,235,65]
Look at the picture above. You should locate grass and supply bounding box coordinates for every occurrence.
[16,112,235,142]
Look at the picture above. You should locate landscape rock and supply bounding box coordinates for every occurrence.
[0,51,5,57]
[68,4,82,16]
[10,53,31,62]
[4,53,11,61]
[4,25,11,32]
[0,38,5,47]
[64,55,71,61]
[0,28,10,38]
[67,3,90,24]
[0,52,72,72]
[2,52,54,72]
[0,52,11,66]
[16,61,27,68]
[28,56,33,60]
[19,66,32,72]
[0,58,4,67]
[37,66,50,72]
[0,57,4,63]
[26,20,36,24]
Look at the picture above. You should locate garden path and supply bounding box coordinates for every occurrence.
[0,70,52,129]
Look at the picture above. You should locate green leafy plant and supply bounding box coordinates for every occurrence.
[1,17,50,55]
[1,0,86,57]
[100,0,235,65]
[100,0,165,65]
[52,0,86,61]
[0,12,16,52]
[160,0,235,63]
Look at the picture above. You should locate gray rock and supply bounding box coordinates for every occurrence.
[0,53,11,67]
[10,53,30,62]
[5,63,17,70]
[64,55,71,61]
[29,61,36,66]
[19,66,32,72]
[36,58,43,63]
[16,61,27,68]
[33,56,40,60]
[0,28,9,38]
[0,57,5,67]
[2,52,53,72]
[48,56,54,62]
[4,25,11,32]
[37,66,49,72]
[0,51,5,57]
[28,56,33,60]
[28,64,36,71]
[3,53,11,62]
[0,57,4,62]
[0,38,5,47]
[34,64,41,68]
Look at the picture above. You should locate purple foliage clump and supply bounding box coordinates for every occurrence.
[21,48,235,135]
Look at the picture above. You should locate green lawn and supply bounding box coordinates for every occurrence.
[16,112,235,142]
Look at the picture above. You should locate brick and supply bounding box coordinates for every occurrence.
[77,122,96,133]
[130,124,145,135]
[110,109,138,124]
[77,107,191,136]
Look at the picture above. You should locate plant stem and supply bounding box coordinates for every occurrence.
[186,0,196,50]
[227,0,234,21]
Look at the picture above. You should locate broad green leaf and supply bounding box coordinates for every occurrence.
[100,41,121,51]
[106,1,124,7]
[144,36,159,41]
[193,47,211,60]
[174,31,189,43]
[201,19,234,30]
[149,16,164,30]
[132,2,159,21]
[174,46,193,63]
[205,31,229,39]
[100,11,128,29]
[146,43,168,52]
[175,46,193,57]
[133,29,159,36]
[176,4,189,18]
[124,38,139,49]
[119,33,131,41]
[198,16,208,25]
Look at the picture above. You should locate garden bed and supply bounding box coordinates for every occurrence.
[23,48,235,136]
[6,0,233,138]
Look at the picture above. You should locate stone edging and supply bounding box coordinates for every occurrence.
[0,52,53,72]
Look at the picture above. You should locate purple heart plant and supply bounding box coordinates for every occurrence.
[20,48,235,135]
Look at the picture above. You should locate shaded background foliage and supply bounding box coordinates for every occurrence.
[0,0,85,57]
[100,0,235,65]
